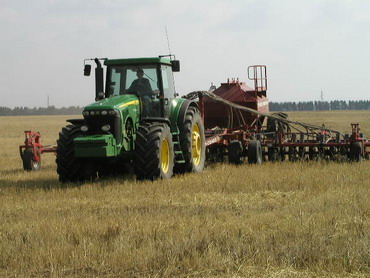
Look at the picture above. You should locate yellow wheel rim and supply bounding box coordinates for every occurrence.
[192,124,202,166]
[161,138,170,173]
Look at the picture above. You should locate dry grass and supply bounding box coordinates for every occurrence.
[0,112,370,277]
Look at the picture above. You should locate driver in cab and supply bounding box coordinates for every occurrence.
[128,69,153,97]
[128,68,155,115]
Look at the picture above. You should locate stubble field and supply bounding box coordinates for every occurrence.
[0,111,370,277]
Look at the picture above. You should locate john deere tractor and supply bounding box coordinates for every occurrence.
[56,56,205,182]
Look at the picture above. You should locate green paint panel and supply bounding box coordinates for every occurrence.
[169,98,187,130]
[74,134,117,157]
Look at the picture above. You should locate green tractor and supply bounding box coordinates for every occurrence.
[56,56,205,182]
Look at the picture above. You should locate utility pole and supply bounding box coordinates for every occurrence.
[47,94,50,108]
[320,90,324,102]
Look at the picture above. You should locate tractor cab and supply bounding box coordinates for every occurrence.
[106,62,170,118]
[85,57,180,119]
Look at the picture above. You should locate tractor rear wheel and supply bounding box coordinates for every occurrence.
[228,140,243,164]
[248,140,262,164]
[22,147,41,171]
[134,123,174,180]
[175,106,205,173]
[56,125,97,183]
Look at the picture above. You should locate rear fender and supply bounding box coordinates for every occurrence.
[170,98,199,131]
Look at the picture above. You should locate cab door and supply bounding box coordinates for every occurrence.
[160,65,176,119]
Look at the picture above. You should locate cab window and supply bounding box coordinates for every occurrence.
[108,68,122,96]
[161,65,175,99]
[107,65,160,97]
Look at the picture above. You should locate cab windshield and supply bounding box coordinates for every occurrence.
[106,65,160,97]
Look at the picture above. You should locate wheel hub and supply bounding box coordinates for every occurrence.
[161,138,170,173]
[192,124,202,166]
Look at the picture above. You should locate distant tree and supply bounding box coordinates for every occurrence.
[0,107,12,116]
[269,100,370,112]
[0,106,83,116]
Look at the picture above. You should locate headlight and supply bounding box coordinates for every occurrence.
[90,111,95,116]
[101,110,108,116]
[109,110,117,115]
[101,125,111,132]
[81,125,89,132]
[82,111,89,116]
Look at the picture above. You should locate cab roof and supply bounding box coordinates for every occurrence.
[104,57,172,66]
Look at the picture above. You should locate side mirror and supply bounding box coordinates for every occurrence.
[84,64,91,76]
[171,60,180,72]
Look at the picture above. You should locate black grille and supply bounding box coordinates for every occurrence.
[84,114,122,144]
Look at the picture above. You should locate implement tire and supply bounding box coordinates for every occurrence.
[248,140,262,164]
[56,125,97,183]
[134,123,174,180]
[228,140,243,164]
[268,147,280,162]
[175,106,205,174]
[350,142,362,162]
[22,147,41,171]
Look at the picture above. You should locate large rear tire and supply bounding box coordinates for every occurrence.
[56,125,97,183]
[134,123,174,180]
[175,106,206,173]
[22,147,41,171]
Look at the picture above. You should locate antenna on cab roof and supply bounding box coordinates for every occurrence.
[165,25,172,56]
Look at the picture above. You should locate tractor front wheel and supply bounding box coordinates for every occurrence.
[56,125,97,183]
[134,123,174,180]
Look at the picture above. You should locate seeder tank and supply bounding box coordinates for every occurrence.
[202,78,269,129]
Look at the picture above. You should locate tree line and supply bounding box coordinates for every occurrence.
[1,100,369,116]
[269,100,370,111]
[0,106,83,116]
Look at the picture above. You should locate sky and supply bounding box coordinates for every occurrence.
[1,0,370,108]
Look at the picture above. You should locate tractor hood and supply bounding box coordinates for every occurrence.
[84,95,139,111]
